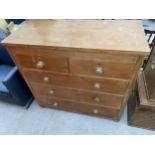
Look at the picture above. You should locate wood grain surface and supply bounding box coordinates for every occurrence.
[3,20,150,55]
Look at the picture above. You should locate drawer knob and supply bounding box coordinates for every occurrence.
[93,109,99,114]
[94,97,100,102]
[43,76,49,82]
[96,66,103,75]
[36,61,45,69]
[53,102,58,107]
[49,90,54,95]
[94,83,101,90]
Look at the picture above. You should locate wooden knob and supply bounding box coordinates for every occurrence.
[36,60,45,69]
[43,76,49,82]
[96,66,103,75]
[49,90,54,95]
[94,97,100,102]
[93,109,99,114]
[94,83,101,90]
[53,102,58,107]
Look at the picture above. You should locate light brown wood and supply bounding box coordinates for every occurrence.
[3,20,149,55]
[37,96,120,119]
[10,46,139,64]
[2,20,150,120]
[14,53,69,73]
[31,82,123,109]
[70,58,135,79]
[23,69,129,95]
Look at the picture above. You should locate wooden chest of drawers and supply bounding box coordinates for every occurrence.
[2,20,150,120]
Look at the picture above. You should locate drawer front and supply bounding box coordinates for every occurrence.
[14,53,69,73]
[37,96,120,119]
[12,47,138,64]
[23,70,129,95]
[31,83,123,109]
[69,58,135,79]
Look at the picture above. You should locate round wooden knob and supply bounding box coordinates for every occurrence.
[93,109,99,114]
[53,102,58,107]
[36,60,45,69]
[96,66,103,75]
[43,76,49,82]
[94,83,101,90]
[94,97,100,102]
[49,90,54,95]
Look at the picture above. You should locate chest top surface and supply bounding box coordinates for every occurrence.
[3,19,150,55]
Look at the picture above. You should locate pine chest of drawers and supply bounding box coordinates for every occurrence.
[2,20,150,120]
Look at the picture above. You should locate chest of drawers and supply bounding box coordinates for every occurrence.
[2,20,150,120]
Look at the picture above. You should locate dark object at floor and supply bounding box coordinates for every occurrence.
[0,29,33,107]
[142,20,155,68]
[5,19,25,25]
[144,29,155,51]
[127,72,155,131]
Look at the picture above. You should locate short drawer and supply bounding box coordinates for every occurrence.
[23,70,129,95]
[14,53,69,73]
[69,58,135,79]
[37,96,120,119]
[31,83,123,109]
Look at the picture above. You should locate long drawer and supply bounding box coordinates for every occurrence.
[37,96,120,119]
[69,58,135,79]
[23,69,129,95]
[31,83,123,109]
